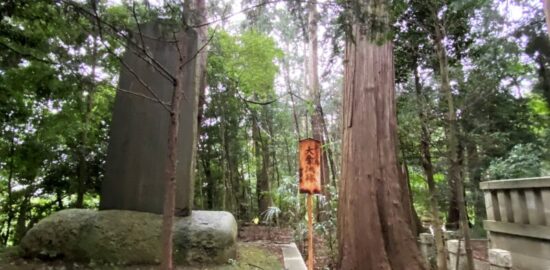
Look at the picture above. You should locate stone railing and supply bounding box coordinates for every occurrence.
[481,176,550,270]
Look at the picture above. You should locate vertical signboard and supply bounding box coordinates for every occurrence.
[299,138,322,194]
[299,138,321,270]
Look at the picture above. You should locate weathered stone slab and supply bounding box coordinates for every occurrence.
[488,249,512,269]
[418,233,435,266]
[447,239,467,270]
[488,231,550,270]
[99,20,201,215]
[20,209,237,266]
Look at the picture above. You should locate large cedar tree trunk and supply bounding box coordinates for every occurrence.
[336,22,426,270]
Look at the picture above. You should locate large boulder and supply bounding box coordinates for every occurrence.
[20,209,237,266]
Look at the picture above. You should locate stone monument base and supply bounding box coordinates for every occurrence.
[20,209,237,266]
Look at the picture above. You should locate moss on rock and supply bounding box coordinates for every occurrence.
[20,209,96,260]
[174,211,237,265]
[20,209,237,266]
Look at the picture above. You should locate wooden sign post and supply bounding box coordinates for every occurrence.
[299,138,322,270]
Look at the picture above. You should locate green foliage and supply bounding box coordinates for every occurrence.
[208,29,283,98]
[0,0,118,245]
[485,144,544,180]
[196,28,290,222]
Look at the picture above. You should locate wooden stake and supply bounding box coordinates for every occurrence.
[307,194,314,270]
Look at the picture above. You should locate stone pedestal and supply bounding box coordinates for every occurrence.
[489,249,512,270]
[20,209,237,265]
[447,239,467,270]
[418,233,435,266]
[99,20,201,215]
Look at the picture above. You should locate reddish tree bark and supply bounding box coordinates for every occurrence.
[159,62,185,270]
[161,2,207,268]
[336,23,426,270]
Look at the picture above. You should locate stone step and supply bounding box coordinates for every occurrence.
[282,243,307,270]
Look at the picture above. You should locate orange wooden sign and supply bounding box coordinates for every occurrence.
[299,138,321,194]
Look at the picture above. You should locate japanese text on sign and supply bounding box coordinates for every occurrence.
[299,139,321,194]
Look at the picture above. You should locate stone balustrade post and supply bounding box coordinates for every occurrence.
[418,233,435,266]
[447,239,467,270]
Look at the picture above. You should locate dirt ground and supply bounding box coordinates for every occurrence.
[471,239,488,261]
[0,225,490,270]
[238,225,490,269]
[0,242,282,270]
[237,224,291,266]
[238,224,333,269]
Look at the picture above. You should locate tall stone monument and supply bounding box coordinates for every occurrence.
[99,21,199,216]
[20,20,238,266]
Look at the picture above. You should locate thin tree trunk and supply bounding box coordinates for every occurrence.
[223,128,240,215]
[3,134,15,246]
[544,0,550,39]
[160,51,186,270]
[433,14,474,270]
[56,190,64,210]
[399,160,421,236]
[307,0,330,194]
[466,142,484,223]
[319,107,338,190]
[194,0,208,132]
[76,29,98,209]
[160,2,207,267]
[76,142,87,208]
[336,16,426,269]
[0,221,3,246]
[536,55,550,105]
[307,0,331,224]
[201,153,215,209]
[414,63,447,270]
[266,115,282,207]
[219,114,229,211]
[252,112,271,216]
[283,135,294,173]
[283,44,302,140]
[13,191,31,244]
